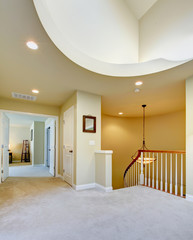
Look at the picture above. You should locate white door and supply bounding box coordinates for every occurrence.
[49,122,56,176]
[0,113,9,182]
[63,106,74,186]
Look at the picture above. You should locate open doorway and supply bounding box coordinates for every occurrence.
[0,110,58,182]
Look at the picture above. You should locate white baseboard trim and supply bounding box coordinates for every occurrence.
[186,194,193,202]
[95,183,113,192]
[57,174,64,180]
[73,183,96,191]
[72,183,113,192]
[33,164,45,167]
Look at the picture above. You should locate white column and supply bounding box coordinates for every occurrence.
[156,153,159,189]
[170,153,173,194]
[148,153,151,187]
[181,154,183,197]
[165,153,168,193]
[135,162,137,186]
[160,153,163,191]
[152,152,155,188]
[95,150,113,192]
[140,152,144,185]
[145,153,147,186]
[175,154,178,195]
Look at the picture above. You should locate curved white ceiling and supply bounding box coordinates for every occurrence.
[33,0,193,77]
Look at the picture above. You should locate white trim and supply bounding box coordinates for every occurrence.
[186,194,193,202]
[95,150,113,154]
[72,183,95,191]
[0,109,59,178]
[57,174,64,180]
[72,183,113,192]
[95,183,113,192]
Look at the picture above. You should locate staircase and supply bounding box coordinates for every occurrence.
[124,150,186,197]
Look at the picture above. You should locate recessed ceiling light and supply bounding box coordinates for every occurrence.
[26,41,38,50]
[32,89,39,94]
[119,112,123,115]
[134,88,140,93]
[135,81,143,86]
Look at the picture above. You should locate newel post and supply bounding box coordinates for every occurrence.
[140,152,144,185]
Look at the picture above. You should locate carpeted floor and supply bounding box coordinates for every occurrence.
[9,165,52,177]
[0,177,193,240]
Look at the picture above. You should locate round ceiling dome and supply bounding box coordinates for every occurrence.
[33,0,193,76]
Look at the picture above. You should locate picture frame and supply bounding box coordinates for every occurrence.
[83,115,96,133]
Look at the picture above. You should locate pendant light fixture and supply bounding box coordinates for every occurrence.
[132,104,156,164]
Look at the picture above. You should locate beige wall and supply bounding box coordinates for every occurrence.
[59,91,101,186]
[0,97,59,116]
[102,110,185,189]
[34,121,45,165]
[9,125,30,161]
[76,91,101,185]
[186,76,193,196]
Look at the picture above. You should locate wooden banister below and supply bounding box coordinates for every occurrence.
[139,150,186,154]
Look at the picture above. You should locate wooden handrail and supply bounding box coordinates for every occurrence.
[123,149,186,183]
[123,150,141,180]
[138,150,186,154]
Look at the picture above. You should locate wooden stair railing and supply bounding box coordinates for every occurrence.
[124,150,186,197]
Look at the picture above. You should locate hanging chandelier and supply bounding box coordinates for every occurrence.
[132,104,156,164]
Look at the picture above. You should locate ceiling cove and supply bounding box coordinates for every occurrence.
[33,0,193,77]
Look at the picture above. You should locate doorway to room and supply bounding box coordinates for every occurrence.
[0,110,58,182]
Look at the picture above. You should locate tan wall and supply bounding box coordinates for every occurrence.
[102,111,185,189]
[186,76,193,196]
[59,91,101,186]
[9,126,30,161]
[0,97,59,116]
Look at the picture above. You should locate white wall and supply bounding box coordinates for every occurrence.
[186,75,193,196]
[10,125,30,161]
[34,0,138,64]
[76,91,101,185]
[139,0,193,62]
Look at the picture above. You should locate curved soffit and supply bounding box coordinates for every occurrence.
[33,0,193,77]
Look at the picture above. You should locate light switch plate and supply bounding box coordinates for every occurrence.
[89,140,95,146]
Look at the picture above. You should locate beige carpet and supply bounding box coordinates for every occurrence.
[0,178,193,240]
[9,166,52,177]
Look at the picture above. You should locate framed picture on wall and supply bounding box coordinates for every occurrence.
[83,115,96,133]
